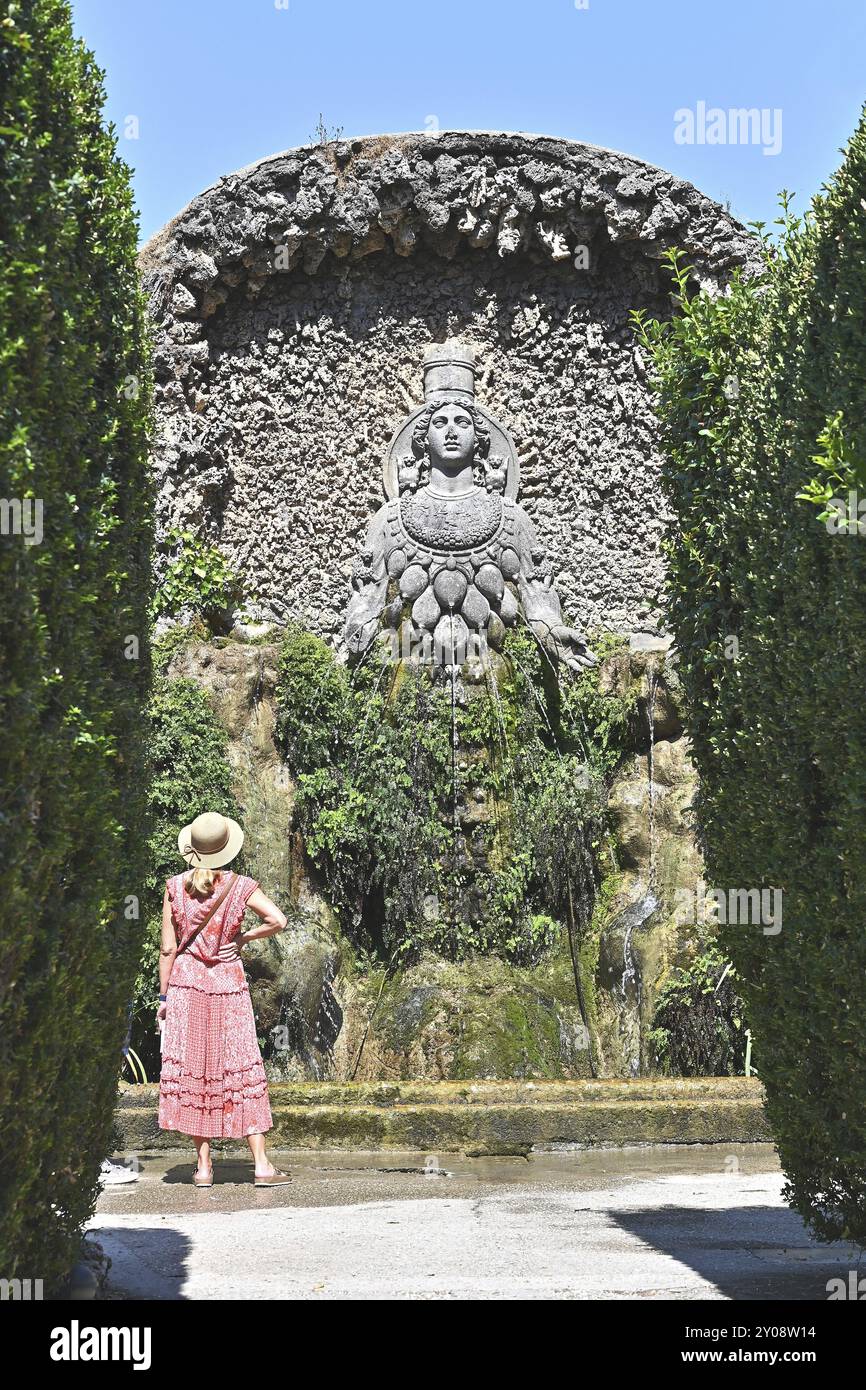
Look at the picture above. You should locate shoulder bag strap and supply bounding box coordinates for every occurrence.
[175,871,236,957]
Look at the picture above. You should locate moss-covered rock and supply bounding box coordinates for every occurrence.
[327,950,595,1082]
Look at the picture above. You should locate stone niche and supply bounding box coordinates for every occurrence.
[142,133,759,1080]
[141,131,759,643]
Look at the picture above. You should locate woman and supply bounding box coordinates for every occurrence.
[157,810,291,1187]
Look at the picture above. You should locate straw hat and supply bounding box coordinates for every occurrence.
[177,811,244,868]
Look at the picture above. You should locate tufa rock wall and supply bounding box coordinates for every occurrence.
[141,132,759,644]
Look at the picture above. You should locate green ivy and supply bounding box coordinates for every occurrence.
[151,527,246,631]
[0,0,152,1288]
[649,943,748,1077]
[275,622,634,970]
[634,106,866,1242]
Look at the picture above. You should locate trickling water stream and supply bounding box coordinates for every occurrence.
[483,661,511,773]
[646,660,659,896]
[445,610,462,935]
[616,893,659,1076]
[614,661,662,1074]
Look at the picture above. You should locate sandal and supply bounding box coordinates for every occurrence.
[193,1166,214,1188]
[253,1170,292,1186]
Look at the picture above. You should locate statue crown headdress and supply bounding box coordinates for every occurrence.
[422,342,476,402]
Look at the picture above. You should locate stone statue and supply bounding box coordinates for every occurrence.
[344,343,594,671]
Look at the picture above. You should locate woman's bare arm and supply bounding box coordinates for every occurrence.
[159,886,177,995]
[240,888,288,942]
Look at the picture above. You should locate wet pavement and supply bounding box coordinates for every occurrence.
[88,1143,859,1300]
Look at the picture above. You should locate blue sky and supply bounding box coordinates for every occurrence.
[71,0,866,246]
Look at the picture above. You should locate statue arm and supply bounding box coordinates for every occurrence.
[343,506,389,656]
[516,510,595,672]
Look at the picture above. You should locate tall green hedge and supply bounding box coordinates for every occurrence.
[0,0,152,1286]
[636,108,866,1241]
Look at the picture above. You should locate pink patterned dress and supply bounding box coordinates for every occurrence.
[158,871,274,1139]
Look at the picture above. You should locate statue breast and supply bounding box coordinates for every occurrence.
[398,489,503,554]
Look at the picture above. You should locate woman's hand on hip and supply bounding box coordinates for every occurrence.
[215,936,243,962]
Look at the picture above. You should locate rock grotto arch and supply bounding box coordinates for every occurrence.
[141,130,759,642]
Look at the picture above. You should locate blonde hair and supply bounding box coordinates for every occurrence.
[186,867,218,898]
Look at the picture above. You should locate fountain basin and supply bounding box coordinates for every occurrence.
[116,1077,769,1156]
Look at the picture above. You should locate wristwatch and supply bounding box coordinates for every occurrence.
[159,993,167,1002]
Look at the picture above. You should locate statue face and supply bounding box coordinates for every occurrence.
[427,401,475,469]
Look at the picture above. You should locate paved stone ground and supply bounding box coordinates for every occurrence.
[88,1144,859,1301]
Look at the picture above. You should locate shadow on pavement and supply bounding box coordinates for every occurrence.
[612,1204,857,1301]
[90,1225,193,1300]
